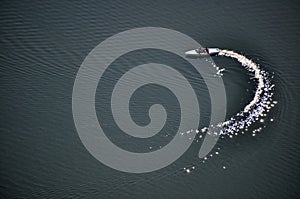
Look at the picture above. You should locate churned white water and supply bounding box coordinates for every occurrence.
[214,49,276,137]
[184,49,276,137]
[181,49,277,173]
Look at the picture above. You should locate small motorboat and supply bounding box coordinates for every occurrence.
[185,47,220,58]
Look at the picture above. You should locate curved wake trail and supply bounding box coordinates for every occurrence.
[182,49,276,173]
[182,49,276,140]
[212,49,277,137]
[219,50,264,113]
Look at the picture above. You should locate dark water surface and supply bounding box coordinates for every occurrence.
[1,0,299,198]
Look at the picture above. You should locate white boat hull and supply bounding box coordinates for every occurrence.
[185,48,220,58]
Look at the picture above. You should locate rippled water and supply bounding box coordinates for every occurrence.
[1,0,299,198]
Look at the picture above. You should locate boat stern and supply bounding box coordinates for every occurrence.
[206,48,219,55]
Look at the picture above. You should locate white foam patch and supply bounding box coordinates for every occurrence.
[181,49,276,139]
[181,49,277,173]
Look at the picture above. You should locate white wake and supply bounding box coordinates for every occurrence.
[182,49,277,173]
[182,49,277,138]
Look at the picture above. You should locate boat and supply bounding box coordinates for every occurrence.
[185,47,220,58]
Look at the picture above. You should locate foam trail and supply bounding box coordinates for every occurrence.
[181,49,277,173]
[181,49,277,139]
[219,50,264,113]
[215,49,276,137]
